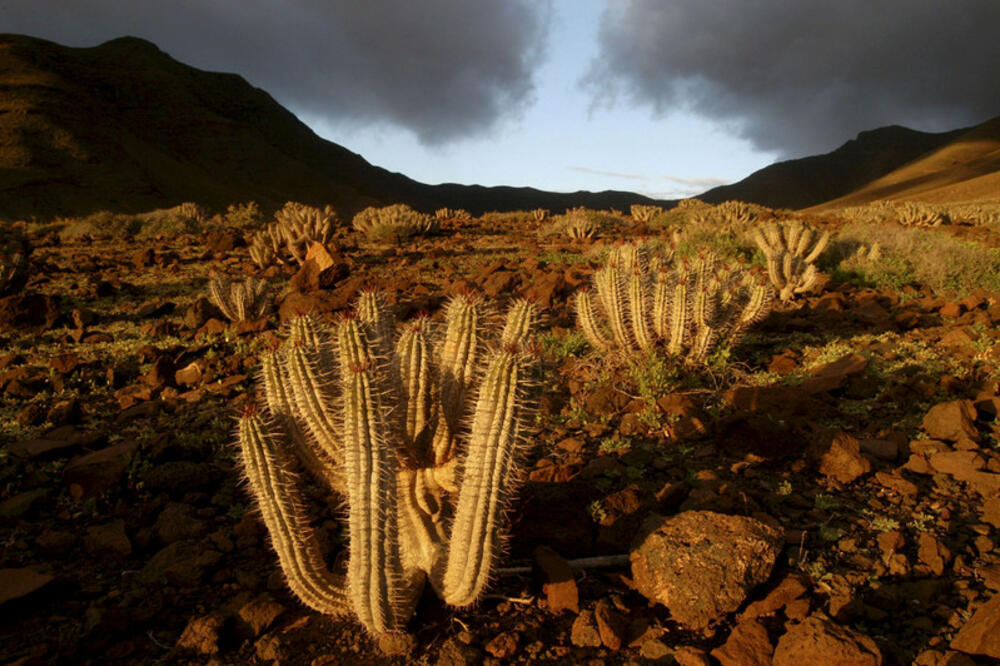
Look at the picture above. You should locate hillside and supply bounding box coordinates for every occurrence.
[0,34,667,220]
[809,114,1000,210]
[698,124,966,210]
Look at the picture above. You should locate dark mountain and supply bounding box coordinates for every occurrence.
[698,124,968,209]
[0,33,668,220]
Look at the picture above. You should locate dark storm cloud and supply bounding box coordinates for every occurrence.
[0,0,550,144]
[586,0,1000,156]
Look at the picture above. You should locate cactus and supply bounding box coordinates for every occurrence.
[530,208,549,223]
[564,215,597,240]
[630,204,662,223]
[897,201,948,227]
[352,204,439,241]
[434,207,471,221]
[207,276,270,322]
[237,293,539,635]
[247,202,337,268]
[575,241,772,365]
[750,221,830,301]
[0,225,30,296]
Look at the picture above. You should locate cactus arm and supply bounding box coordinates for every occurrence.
[595,265,630,349]
[652,270,669,340]
[207,277,236,322]
[804,230,830,264]
[667,280,689,356]
[237,413,351,616]
[284,344,345,469]
[500,300,539,347]
[437,350,530,607]
[628,270,654,351]
[336,320,411,634]
[432,295,481,465]
[575,291,611,351]
[396,319,434,461]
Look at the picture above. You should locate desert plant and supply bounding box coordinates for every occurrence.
[630,204,663,223]
[434,207,471,221]
[222,201,264,229]
[275,202,338,263]
[0,224,30,296]
[897,201,948,227]
[207,276,270,322]
[246,202,337,267]
[237,292,539,636]
[575,242,772,365]
[352,204,439,241]
[531,208,549,222]
[750,221,830,301]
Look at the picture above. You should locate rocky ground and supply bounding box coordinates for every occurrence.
[2,213,1000,665]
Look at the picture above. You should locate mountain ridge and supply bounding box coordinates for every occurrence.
[0,33,669,220]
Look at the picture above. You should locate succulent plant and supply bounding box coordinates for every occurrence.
[207,276,270,322]
[0,225,30,296]
[237,292,539,636]
[247,202,337,268]
[897,201,948,227]
[352,204,439,241]
[434,207,471,221]
[750,221,830,301]
[575,242,772,365]
[630,204,663,223]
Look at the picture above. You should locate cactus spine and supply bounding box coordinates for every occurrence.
[575,241,772,365]
[750,221,829,301]
[237,293,539,636]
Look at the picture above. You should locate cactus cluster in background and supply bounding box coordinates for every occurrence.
[207,276,270,322]
[237,292,539,635]
[0,225,30,296]
[575,242,772,365]
[434,207,471,221]
[247,202,337,268]
[630,204,663,223]
[692,200,763,229]
[897,201,949,227]
[751,221,830,301]
[530,208,549,222]
[352,203,439,241]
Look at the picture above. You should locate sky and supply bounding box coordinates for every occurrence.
[2,1,999,200]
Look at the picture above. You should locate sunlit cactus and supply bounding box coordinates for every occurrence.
[897,201,948,227]
[750,221,830,301]
[575,241,772,365]
[207,275,270,322]
[630,204,662,223]
[0,225,30,296]
[434,207,471,221]
[247,202,337,267]
[352,204,439,241]
[530,208,549,223]
[237,293,539,636]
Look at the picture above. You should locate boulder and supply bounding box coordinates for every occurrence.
[630,511,783,630]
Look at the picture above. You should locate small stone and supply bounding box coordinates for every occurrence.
[874,471,920,496]
[63,440,139,500]
[740,573,810,620]
[84,519,132,560]
[918,534,952,576]
[593,598,627,650]
[640,638,672,660]
[484,631,519,659]
[982,498,1000,528]
[818,433,872,484]
[236,594,285,639]
[176,612,225,655]
[532,546,579,614]
[570,609,602,647]
[0,567,54,605]
[923,400,979,442]
[712,619,774,666]
[0,488,47,520]
[877,531,905,561]
[773,616,882,665]
[673,645,712,666]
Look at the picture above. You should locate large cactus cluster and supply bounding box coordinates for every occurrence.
[207,276,270,322]
[575,242,772,365]
[237,292,539,635]
[248,202,337,268]
[750,221,830,301]
[1,225,30,296]
[897,201,948,227]
[352,204,439,241]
